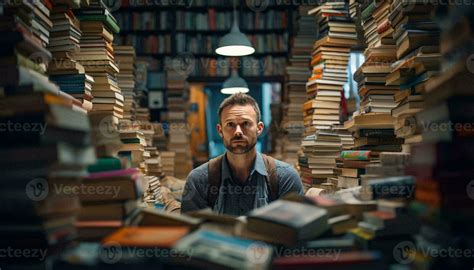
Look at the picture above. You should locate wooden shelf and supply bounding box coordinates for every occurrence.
[118,30,172,34]
[187,75,285,83]
[134,52,288,58]
[118,29,288,35]
[116,5,295,12]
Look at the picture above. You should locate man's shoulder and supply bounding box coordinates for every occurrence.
[273,158,297,172]
[186,162,209,185]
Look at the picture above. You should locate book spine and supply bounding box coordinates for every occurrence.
[341,150,371,160]
[361,1,376,21]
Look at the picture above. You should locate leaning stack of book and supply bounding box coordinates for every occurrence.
[0,1,95,265]
[388,0,441,153]
[280,5,316,166]
[355,0,399,114]
[165,69,193,179]
[48,2,95,112]
[298,1,357,186]
[405,5,474,269]
[347,0,401,153]
[304,1,357,134]
[75,0,123,119]
[114,45,137,121]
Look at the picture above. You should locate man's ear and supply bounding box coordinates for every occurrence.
[216,123,223,138]
[257,121,264,136]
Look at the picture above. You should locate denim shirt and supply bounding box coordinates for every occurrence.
[181,152,304,216]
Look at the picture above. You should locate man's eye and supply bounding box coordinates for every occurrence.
[242,121,250,127]
[227,122,235,127]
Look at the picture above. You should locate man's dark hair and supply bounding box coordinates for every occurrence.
[218,93,261,123]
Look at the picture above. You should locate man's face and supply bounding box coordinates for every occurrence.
[217,104,264,155]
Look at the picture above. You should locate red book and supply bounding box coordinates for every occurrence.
[208,8,216,31]
[377,19,391,34]
[43,0,53,10]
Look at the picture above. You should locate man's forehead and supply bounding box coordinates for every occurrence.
[221,105,256,121]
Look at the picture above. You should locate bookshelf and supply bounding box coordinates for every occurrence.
[112,0,297,79]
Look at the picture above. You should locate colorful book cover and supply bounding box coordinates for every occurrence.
[341,150,371,160]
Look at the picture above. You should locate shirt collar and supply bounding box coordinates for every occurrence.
[222,152,268,181]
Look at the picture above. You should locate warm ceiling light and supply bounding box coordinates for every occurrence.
[221,70,250,94]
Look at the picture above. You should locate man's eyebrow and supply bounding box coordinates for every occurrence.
[224,117,253,122]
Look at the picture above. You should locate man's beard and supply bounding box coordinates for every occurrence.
[224,135,257,154]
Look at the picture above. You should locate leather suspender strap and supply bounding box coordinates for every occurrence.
[262,154,279,201]
[207,155,223,208]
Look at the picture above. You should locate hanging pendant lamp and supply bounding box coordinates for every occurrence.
[215,2,255,56]
[221,70,249,94]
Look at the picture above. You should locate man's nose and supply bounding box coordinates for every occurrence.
[234,124,243,135]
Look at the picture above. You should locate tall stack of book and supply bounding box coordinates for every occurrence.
[0,1,96,265]
[387,0,441,153]
[114,45,137,121]
[75,0,122,120]
[280,5,315,166]
[299,131,342,190]
[165,69,192,179]
[344,0,401,150]
[48,2,94,112]
[405,4,474,269]
[352,0,399,114]
[342,1,405,190]
[298,1,356,189]
[304,1,356,134]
